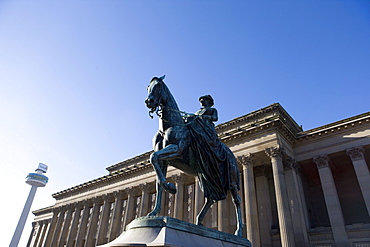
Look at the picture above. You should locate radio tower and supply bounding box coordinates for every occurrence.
[10,163,49,247]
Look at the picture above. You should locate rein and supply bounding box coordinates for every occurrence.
[149,106,200,126]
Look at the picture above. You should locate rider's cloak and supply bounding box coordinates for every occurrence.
[188,117,240,201]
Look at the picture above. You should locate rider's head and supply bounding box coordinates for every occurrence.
[199,95,214,107]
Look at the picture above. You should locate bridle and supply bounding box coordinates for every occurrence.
[146,77,200,126]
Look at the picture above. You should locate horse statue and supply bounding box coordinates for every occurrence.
[144,75,243,236]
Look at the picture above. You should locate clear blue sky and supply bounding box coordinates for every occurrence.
[1,1,369,245]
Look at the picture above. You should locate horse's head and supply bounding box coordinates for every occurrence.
[145,75,165,112]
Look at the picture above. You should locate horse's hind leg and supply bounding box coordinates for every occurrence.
[196,197,214,226]
[231,183,243,236]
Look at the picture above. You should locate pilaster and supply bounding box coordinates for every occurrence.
[75,200,92,247]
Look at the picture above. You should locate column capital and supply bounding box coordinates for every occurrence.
[283,156,301,174]
[237,153,255,167]
[113,190,126,199]
[125,186,138,197]
[346,146,365,161]
[83,199,94,208]
[139,183,152,193]
[265,145,284,158]
[102,193,114,203]
[313,154,331,169]
[92,196,104,205]
[172,173,187,185]
[73,201,83,210]
[52,206,61,214]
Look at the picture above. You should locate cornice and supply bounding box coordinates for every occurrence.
[32,205,54,216]
[106,150,152,172]
[52,160,152,200]
[296,111,370,142]
[215,103,302,135]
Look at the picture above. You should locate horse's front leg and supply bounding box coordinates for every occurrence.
[150,144,181,194]
[147,180,164,216]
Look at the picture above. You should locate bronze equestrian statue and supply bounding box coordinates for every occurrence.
[145,75,243,236]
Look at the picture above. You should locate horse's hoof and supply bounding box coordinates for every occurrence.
[196,221,203,226]
[164,182,177,194]
[234,229,243,237]
[147,211,158,216]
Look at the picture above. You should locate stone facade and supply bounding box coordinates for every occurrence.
[27,103,370,247]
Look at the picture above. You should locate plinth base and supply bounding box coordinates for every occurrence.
[98,216,251,247]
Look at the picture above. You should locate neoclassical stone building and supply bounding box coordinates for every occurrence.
[27,103,370,247]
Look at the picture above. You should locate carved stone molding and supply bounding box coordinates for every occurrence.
[346,146,365,161]
[313,155,331,169]
[265,145,284,158]
[172,173,187,185]
[237,153,255,167]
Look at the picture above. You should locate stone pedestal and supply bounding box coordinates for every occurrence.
[98,216,251,247]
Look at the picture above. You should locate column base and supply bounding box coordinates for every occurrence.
[97,216,251,247]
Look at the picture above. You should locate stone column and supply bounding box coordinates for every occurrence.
[108,191,125,241]
[50,206,66,247]
[75,200,92,247]
[32,221,42,247]
[36,220,49,247]
[313,155,349,246]
[97,194,113,245]
[66,203,83,247]
[85,197,102,247]
[43,207,60,247]
[58,205,73,247]
[265,146,295,247]
[255,165,273,247]
[27,222,37,247]
[346,146,370,216]
[194,176,205,223]
[238,154,260,247]
[173,173,186,220]
[123,187,138,230]
[283,157,309,247]
[139,183,151,217]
